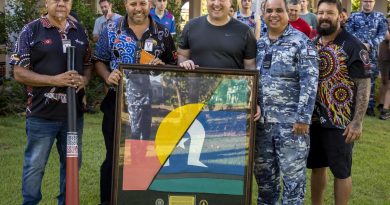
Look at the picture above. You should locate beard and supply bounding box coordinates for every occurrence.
[317,19,338,36]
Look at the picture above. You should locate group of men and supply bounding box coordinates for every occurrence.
[10,0,388,205]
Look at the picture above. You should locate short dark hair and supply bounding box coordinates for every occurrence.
[317,0,342,13]
[342,8,347,13]
[288,0,301,5]
[99,0,111,4]
[263,0,288,12]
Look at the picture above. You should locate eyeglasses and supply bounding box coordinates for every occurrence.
[50,0,71,4]
[157,0,167,2]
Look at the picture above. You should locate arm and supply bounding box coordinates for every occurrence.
[177,48,198,70]
[367,15,388,50]
[244,59,256,70]
[255,14,261,40]
[343,78,370,143]
[294,41,319,134]
[92,18,100,42]
[14,65,81,88]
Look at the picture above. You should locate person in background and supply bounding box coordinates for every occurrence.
[340,8,348,27]
[10,0,92,204]
[346,0,388,116]
[92,0,122,42]
[150,0,176,35]
[234,0,261,39]
[254,0,319,203]
[287,0,312,37]
[229,4,235,17]
[300,0,317,29]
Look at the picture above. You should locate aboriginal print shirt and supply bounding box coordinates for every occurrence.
[313,29,371,129]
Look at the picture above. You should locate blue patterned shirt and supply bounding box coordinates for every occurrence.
[256,25,319,124]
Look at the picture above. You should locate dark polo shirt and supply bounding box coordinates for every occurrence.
[10,16,91,120]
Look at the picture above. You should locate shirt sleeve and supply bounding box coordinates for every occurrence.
[367,14,388,49]
[244,29,257,59]
[348,41,371,79]
[170,17,176,35]
[93,26,111,62]
[178,22,190,49]
[92,18,100,36]
[345,14,356,36]
[9,25,33,69]
[295,39,319,124]
[161,30,177,65]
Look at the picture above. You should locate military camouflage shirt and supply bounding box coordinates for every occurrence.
[256,24,319,124]
[345,11,388,61]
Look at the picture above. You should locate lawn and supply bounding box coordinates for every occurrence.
[0,113,389,205]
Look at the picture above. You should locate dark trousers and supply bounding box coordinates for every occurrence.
[100,89,116,204]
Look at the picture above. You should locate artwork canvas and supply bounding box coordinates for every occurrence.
[112,65,258,205]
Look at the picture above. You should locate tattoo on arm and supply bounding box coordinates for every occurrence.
[352,78,370,124]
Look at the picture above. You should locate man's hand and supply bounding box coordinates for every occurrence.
[179,60,199,70]
[53,70,83,88]
[292,122,309,135]
[150,57,165,65]
[105,69,122,86]
[254,105,261,121]
[343,121,362,143]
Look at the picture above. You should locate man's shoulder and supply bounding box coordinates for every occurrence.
[113,13,122,19]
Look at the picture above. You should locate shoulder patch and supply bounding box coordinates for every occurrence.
[359,49,370,65]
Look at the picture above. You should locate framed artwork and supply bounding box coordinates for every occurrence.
[112,64,258,205]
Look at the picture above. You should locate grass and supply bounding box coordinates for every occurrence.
[0,113,389,205]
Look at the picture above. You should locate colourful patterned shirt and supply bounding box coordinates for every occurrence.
[313,29,371,129]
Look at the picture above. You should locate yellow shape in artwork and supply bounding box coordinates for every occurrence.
[155,103,204,164]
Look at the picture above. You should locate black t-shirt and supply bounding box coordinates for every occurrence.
[313,29,370,129]
[179,16,256,69]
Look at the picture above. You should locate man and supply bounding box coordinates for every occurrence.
[9,0,92,204]
[287,0,312,37]
[254,0,318,204]
[339,8,348,27]
[150,0,176,35]
[178,0,256,70]
[93,0,176,204]
[346,0,388,116]
[92,0,122,42]
[300,0,317,29]
[307,0,371,204]
[234,0,261,39]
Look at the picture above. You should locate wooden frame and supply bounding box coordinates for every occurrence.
[112,64,258,205]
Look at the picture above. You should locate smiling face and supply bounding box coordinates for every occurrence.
[154,0,167,13]
[263,0,289,34]
[288,3,301,21]
[46,0,72,22]
[125,0,149,25]
[316,2,340,36]
[241,0,252,10]
[207,0,231,21]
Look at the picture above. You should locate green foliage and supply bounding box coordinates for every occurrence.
[72,0,97,38]
[111,0,126,15]
[0,12,6,45]
[351,0,360,12]
[0,79,26,115]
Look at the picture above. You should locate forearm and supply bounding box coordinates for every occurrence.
[177,48,190,64]
[83,65,93,85]
[14,65,57,87]
[95,61,110,84]
[351,78,370,124]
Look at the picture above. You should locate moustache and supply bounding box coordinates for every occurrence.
[319,20,332,25]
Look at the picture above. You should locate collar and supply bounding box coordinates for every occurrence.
[40,14,77,31]
[266,24,293,44]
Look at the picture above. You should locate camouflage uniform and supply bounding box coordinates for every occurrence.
[346,11,388,109]
[254,25,319,205]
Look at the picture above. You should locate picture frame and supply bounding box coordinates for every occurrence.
[112,64,259,205]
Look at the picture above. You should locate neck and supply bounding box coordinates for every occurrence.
[128,16,149,29]
[207,15,230,26]
[155,8,165,16]
[363,10,372,13]
[47,15,67,31]
[240,8,251,16]
[268,26,287,40]
[105,11,113,19]
[321,27,342,44]
[301,8,308,14]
